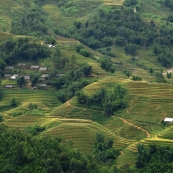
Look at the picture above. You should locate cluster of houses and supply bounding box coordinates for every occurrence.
[3,64,63,89]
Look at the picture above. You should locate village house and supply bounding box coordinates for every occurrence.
[48,44,56,49]
[38,84,47,88]
[11,74,19,80]
[39,67,48,71]
[163,118,173,123]
[24,76,30,80]
[4,74,11,78]
[5,85,13,89]
[41,74,49,78]
[56,74,64,77]
[31,65,40,70]
[5,66,14,70]
[17,63,26,67]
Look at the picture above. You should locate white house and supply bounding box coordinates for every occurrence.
[11,74,19,80]
[39,67,48,71]
[164,118,173,122]
[41,74,49,78]
[48,44,56,49]
[31,65,40,70]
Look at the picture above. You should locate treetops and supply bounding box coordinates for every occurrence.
[77,84,128,116]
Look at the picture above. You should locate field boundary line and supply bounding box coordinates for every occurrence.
[117,117,150,138]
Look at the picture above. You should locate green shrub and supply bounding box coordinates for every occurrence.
[132,76,142,81]
[11,111,23,117]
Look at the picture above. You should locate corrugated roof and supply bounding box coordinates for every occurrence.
[41,74,49,78]
[164,118,173,122]
[39,67,48,71]
[5,66,14,69]
[31,65,40,69]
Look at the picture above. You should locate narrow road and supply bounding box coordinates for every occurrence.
[118,117,150,138]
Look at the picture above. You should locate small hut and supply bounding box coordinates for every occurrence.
[56,74,64,78]
[17,63,26,67]
[24,76,30,80]
[5,66,14,70]
[5,85,13,89]
[41,74,49,78]
[38,84,47,88]
[11,74,19,80]
[164,118,173,123]
[31,65,40,70]
[39,67,48,71]
[4,74,11,78]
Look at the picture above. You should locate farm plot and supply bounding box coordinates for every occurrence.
[42,118,132,152]
[103,117,147,140]
[141,137,173,147]
[119,81,173,135]
[3,115,47,130]
[116,142,138,168]
[158,126,173,140]
[0,88,60,111]
[82,77,173,136]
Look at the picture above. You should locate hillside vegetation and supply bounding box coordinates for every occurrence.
[1,0,173,172]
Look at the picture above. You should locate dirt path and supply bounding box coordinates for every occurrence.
[118,117,150,138]
[66,101,150,137]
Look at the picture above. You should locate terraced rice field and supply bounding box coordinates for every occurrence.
[0,88,60,109]
[103,0,124,5]
[82,76,173,136]
[158,126,173,139]
[103,117,147,140]
[3,115,49,130]
[116,142,138,168]
[141,137,173,146]
[42,118,133,152]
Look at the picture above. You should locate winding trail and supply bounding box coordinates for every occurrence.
[118,117,150,138]
[66,100,150,138]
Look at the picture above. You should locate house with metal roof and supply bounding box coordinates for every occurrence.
[5,66,14,70]
[39,67,48,71]
[56,74,64,77]
[11,74,19,80]
[41,74,49,78]
[164,118,173,122]
[24,76,30,80]
[4,74,11,78]
[18,63,26,67]
[5,85,13,89]
[31,65,40,69]
[38,84,47,88]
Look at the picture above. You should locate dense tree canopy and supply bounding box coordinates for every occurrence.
[0,38,50,65]
[77,84,128,116]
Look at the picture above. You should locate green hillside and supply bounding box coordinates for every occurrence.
[1,0,173,171]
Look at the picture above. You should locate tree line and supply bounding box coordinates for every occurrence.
[76,84,128,116]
